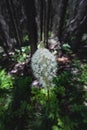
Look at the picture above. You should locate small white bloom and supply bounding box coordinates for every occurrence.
[31,48,57,89]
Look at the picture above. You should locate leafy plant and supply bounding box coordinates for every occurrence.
[80,64,87,85]
[53,64,87,130]
[31,87,60,130]
[12,46,30,62]
[0,69,13,89]
[0,69,13,130]
[3,76,32,130]
[62,43,72,54]
[23,35,29,42]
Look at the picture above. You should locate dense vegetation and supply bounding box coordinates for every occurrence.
[0,0,87,130]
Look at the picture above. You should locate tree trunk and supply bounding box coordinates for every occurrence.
[39,0,44,41]
[45,0,51,48]
[57,0,68,41]
[6,0,22,49]
[63,0,87,51]
[23,0,38,55]
[0,12,12,57]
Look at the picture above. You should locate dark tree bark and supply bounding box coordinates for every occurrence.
[41,0,52,48]
[45,0,52,48]
[43,0,46,43]
[0,12,12,57]
[63,0,87,51]
[68,0,78,21]
[57,0,69,41]
[23,0,38,55]
[6,0,22,49]
[39,0,44,41]
[52,0,61,36]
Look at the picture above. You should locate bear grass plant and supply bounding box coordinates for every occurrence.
[31,46,58,130]
[31,47,57,90]
[31,67,87,130]
[31,46,87,130]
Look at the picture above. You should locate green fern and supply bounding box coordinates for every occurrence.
[0,69,13,89]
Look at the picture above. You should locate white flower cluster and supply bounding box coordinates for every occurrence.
[31,48,57,90]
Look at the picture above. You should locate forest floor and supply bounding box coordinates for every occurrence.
[0,43,87,77]
[0,35,87,77]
